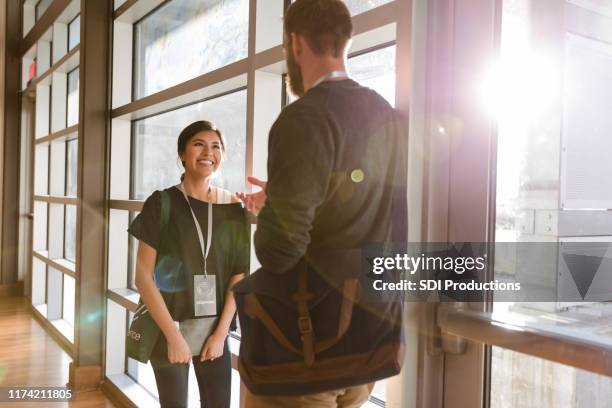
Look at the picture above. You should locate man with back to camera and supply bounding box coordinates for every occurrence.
[236,0,407,406]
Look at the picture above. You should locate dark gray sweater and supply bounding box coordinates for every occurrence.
[254,79,407,276]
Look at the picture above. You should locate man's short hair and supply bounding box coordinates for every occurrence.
[284,0,353,58]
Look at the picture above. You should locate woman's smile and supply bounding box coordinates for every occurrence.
[197,158,215,167]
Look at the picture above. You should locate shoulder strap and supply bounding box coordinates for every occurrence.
[156,190,182,315]
[159,190,171,233]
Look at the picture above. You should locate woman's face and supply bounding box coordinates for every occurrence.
[181,130,224,179]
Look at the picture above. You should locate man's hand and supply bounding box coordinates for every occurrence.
[236,176,267,216]
[200,330,225,362]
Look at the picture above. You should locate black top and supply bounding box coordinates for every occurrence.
[253,79,407,279]
[129,186,250,321]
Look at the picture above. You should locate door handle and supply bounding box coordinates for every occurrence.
[436,302,468,355]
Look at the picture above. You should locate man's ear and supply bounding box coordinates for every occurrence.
[290,32,302,58]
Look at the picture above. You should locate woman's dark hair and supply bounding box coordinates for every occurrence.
[177,120,226,167]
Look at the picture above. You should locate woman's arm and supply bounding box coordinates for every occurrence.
[134,240,191,364]
[200,272,246,361]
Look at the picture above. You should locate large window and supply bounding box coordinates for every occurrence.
[27,0,81,344]
[430,0,612,405]
[134,0,249,99]
[107,0,404,406]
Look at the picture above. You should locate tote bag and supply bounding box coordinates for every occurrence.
[125,191,176,363]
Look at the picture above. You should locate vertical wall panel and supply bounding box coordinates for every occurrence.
[1,0,22,286]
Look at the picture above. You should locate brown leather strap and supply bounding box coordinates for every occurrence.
[243,267,360,365]
[244,293,302,355]
[315,278,359,353]
[292,265,315,366]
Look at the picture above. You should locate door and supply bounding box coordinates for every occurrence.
[422,0,612,407]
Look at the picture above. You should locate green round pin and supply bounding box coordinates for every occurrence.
[350,169,365,183]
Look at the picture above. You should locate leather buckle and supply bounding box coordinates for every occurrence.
[298,316,313,334]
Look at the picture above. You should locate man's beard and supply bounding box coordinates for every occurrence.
[286,45,305,99]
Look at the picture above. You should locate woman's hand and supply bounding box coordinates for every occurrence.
[236,176,267,216]
[166,332,192,364]
[200,330,226,362]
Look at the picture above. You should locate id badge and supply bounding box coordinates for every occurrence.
[194,275,217,317]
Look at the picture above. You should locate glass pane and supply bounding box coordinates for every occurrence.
[34,143,49,196]
[32,258,47,305]
[62,274,75,326]
[67,68,79,127]
[492,1,612,300]
[33,201,48,251]
[290,0,392,16]
[66,138,77,197]
[64,205,76,262]
[491,347,612,408]
[344,0,393,15]
[134,0,249,99]
[105,300,127,376]
[371,380,386,402]
[35,0,53,20]
[68,15,80,51]
[108,209,130,289]
[129,232,138,290]
[132,89,247,200]
[285,45,396,106]
[348,45,396,107]
[47,267,63,320]
[491,0,612,405]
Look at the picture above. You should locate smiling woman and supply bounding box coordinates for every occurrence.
[127,118,250,408]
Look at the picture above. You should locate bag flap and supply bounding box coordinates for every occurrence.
[234,248,363,310]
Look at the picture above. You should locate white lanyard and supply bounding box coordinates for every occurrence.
[312,70,350,88]
[177,183,213,277]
